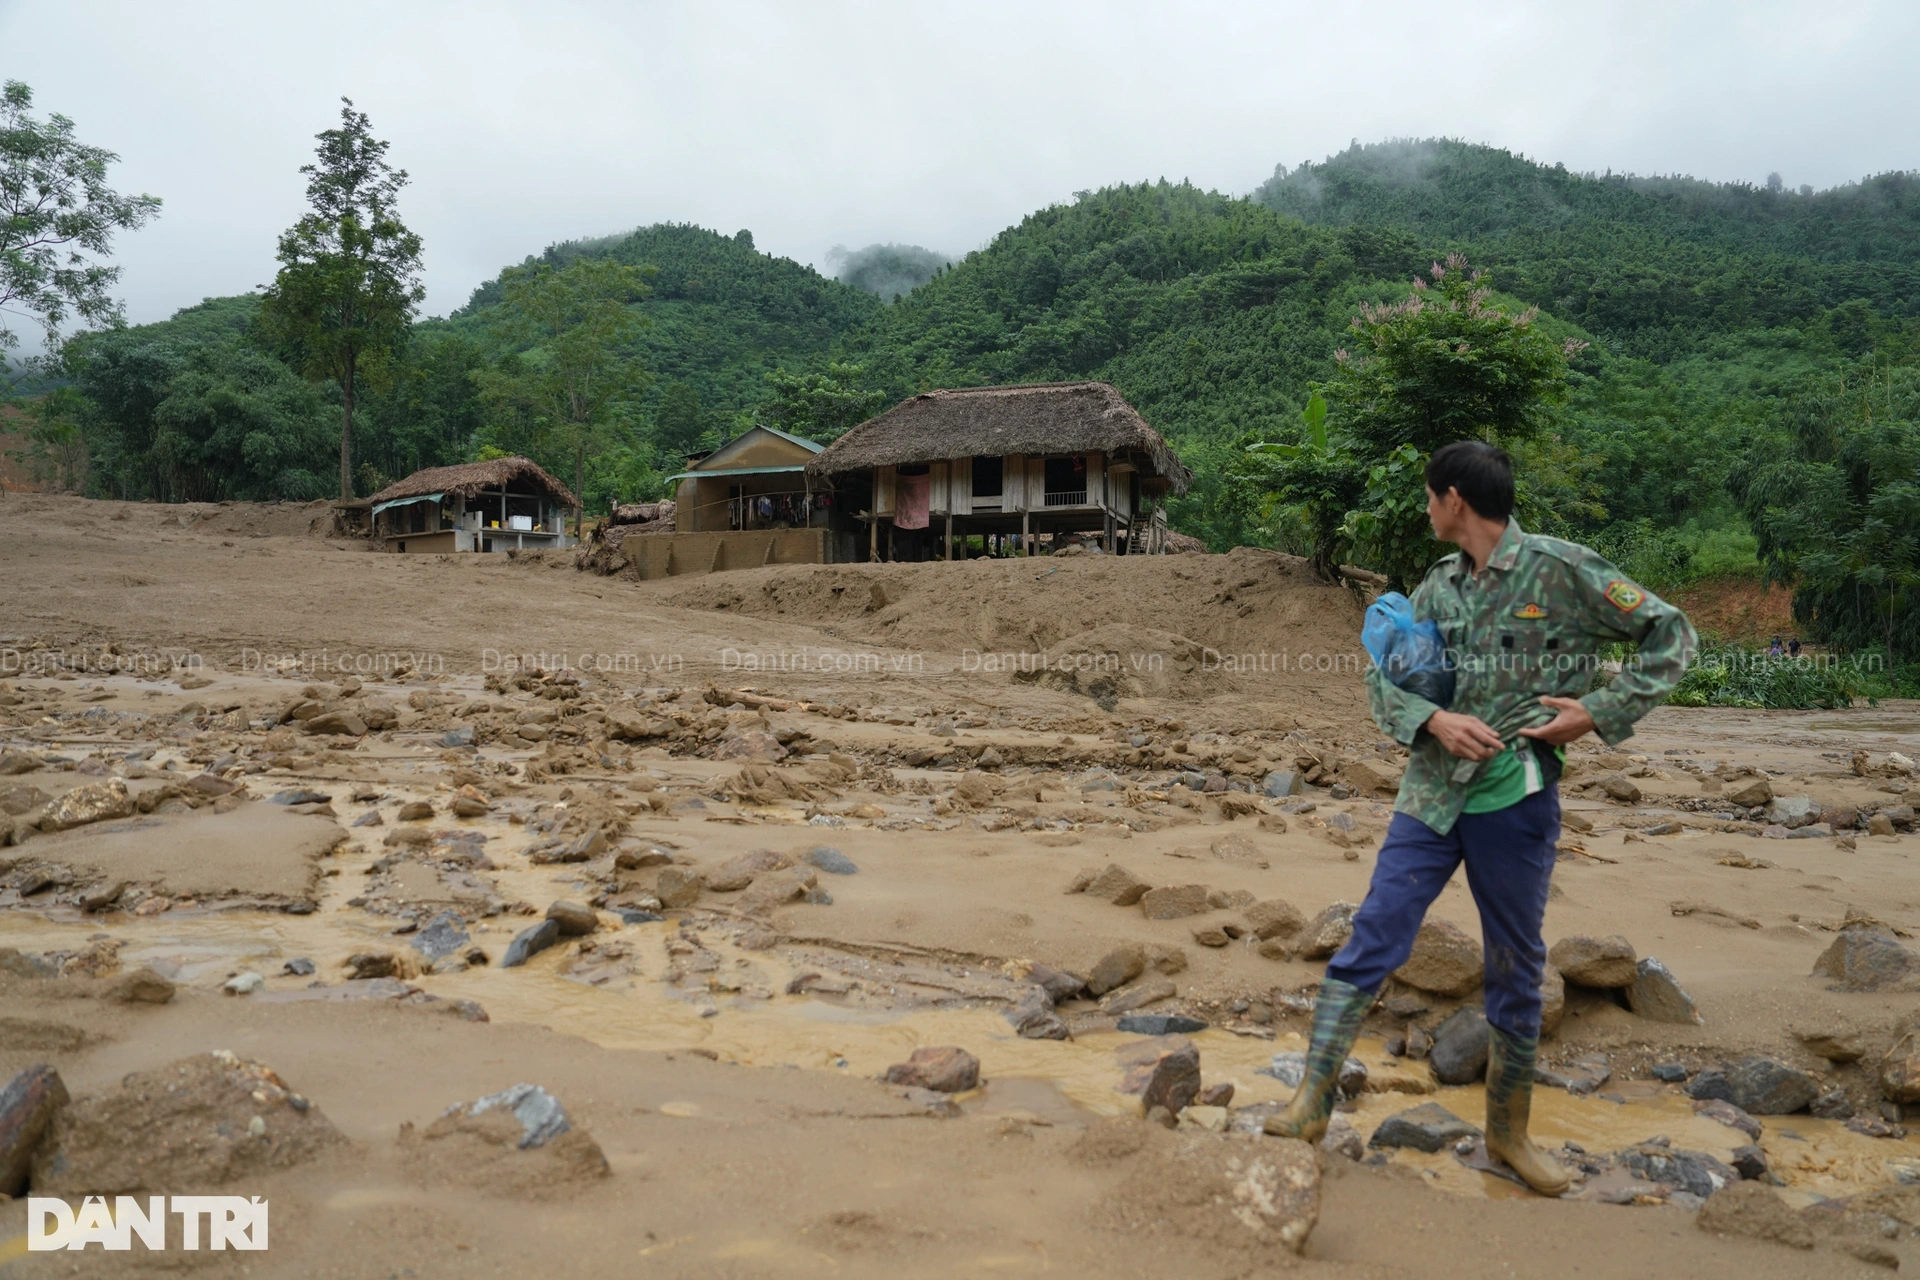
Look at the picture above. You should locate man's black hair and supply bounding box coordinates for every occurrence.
[1425,440,1514,522]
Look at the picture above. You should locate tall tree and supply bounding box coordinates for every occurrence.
[259,98,423,502]
[472,256,654,529]
[0,80,161,353]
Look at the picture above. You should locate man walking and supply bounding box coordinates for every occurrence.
[1266,441,1696,1194]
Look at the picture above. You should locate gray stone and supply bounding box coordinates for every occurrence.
[1691,1097,1762,1139]
[1429,1007,1490,1085]
[1100,976,1176,1014]
[1809,1088,1854,1120]
[1726,776,1773,808]
[501,919,562,968]
[545,900,599,936]
[1535,1052,1610,1095]
[1086,943,1147,996]
[282,957,316,976]
[1005,988,1070,1040]
[1118,1013,1208,1036]
[803,846,858,875]
[438,725,476,748]
[1687,1057,1818,1115]
[884,1045,980,1093]
[1140,883,1211,920]
[267,788,332,805]
[1730,1144,1769,1180]
[1549,934,1639,988]
[1138,1041,1201,1117]
[1245,898,1305,941]
[1652,1063,1690,1083]
[617,909,664,925]
[1262,770,1301,799]
[1297,901,1359,960]
[1766,795,1821,829]
[0,1064,69,1197]
[1627,956,1703,1024]
[1025,962,1086,1003]
[1368,1102,1480,1153]
[655,866,703,908]
[1879,1028,1920,1103]
[1393,918,1483,997]
[1621,1144,1737,1199]
[459,1083,571,1149]
[1811,930,1920,991]
[410,912,470,962]
[1260,1051,1367,1097]
[1785,823,1833,839]
[706,849,790,892]
[1600,775,1641,803]
[1084,864,1149,906]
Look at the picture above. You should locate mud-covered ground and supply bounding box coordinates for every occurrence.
[2,491,1919,1278]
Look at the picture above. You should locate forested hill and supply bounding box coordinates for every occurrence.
[1254,139,1920,361]
[451,223,881,423]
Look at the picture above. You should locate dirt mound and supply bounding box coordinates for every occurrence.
[657,547,1372,693]
[31,1050,343,1194]
[1673,575,1795,646]
[399,1085,609,1198]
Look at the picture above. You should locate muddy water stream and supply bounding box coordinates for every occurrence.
[5,743,1918,1209]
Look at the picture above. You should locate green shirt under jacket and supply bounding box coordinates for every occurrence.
[1366,519,1697,835]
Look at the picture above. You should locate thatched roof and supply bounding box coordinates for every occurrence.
[367,456,580,509]
[805,382,1191,494]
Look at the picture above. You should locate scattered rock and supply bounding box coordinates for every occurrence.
[1549,934,1639,987]
[1539,964,1566,1035]
[1393,918,1483,997]
[1766,795,1821,829]
[738,866,818,913]
[501,919,562,968]
[1729,1144,1769,1180]
[32,1052,341,1194]
[1691,1098,1763,1140]
[1262,770,1300,798]
[1535,1051,1610,1095]
[706,849,791,892]
[1138,1040,1202,1116]
[1694,1180,1813,1249]
[884,1046,980,1093]
[1810,1088,1854,1120]
[1023,962,1086,1003]
[1601,775,1641,803]
[546,900,599,936]
[1084,864,1149,906]
[1245,898,1305,941]
[1726,776,1774,808]
[1005,988,1070,1040]
[345,951,403,980]
[1102,977,1176,1014]
[105,968,175,1004]
[282,958,316,977]
[1429,1007,1490,1085]
[1811,930,1920,992]
[1140,883,1211,920]
[410,912,471,962]
[223,972,265,995]
[1368,1102,1480,1153]
[1622,1142,1738,1199]
[1297,902,1359,960]
[1627,957,1703,1024]
[396,800,435,821]
[0,1064,69,1197]
[1117,1013,1208,1036]
[448,1083,572,1148]
[1687,1057,1818,1114]
[803,846,858,875]
[1087,943,1147,996]
[1261,1052,1367,1097]
[1879,1028,1920,1103]
[38,779,136,832]
[654,866,703,908]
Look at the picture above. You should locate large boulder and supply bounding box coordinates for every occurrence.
[1297,902,1359,961]
[1393,919,1482,997]
[1429,1007,1490,1085]
[1811,930,1920,992]
[38,780,136,833]
[884,1046,980,1093]
[1627,957,1702,1024]
[1368,1102,1480,1153]
[1687,1056,1818,1115]
[1549,934,1638,988]
[0,1064,69,1197]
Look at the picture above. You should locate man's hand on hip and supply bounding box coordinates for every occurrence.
[1424,709,1505,761]
[1517,696,1597,746]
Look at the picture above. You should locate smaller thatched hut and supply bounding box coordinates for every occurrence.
[804,381,1191,560]
[367,457,580,554]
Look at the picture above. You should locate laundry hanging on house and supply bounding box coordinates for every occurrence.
[895,473,930,529]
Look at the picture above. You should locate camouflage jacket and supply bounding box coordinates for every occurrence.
[1367,518,1697,834]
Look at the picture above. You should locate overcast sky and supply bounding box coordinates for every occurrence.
[5,0,1916,336]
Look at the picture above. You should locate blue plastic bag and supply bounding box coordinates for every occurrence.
[1361,592,1455,707]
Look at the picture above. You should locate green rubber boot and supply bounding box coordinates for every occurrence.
[1263,978,1374,1143]
[1484,1025,1570,1195]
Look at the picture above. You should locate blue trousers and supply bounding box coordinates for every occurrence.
[1326,786,1560,1037]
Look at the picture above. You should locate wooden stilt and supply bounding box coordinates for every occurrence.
[1021,509,1030,557]
[945,512,953,561]
[868,516,878,563]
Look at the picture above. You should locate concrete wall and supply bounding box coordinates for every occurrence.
[617,528,836,578]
